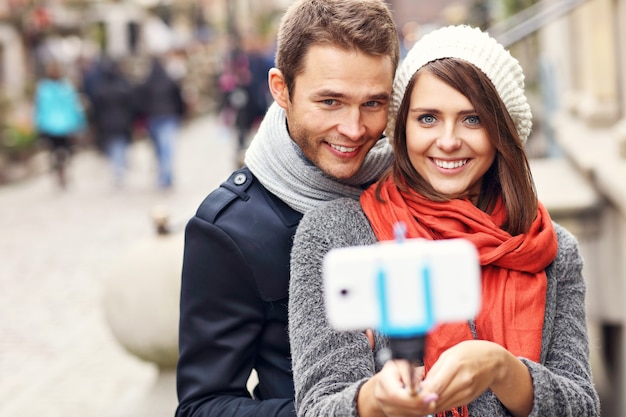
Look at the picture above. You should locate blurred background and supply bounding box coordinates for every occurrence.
[0,0,624,416]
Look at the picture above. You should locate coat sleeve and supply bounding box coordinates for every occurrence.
[289,199,380,417]
[523,224,601,416]
[175,215,294,417]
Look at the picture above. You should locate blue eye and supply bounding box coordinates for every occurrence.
[465,115,480,125]
[418,114,436,124]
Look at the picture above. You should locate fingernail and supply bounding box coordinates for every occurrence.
[422,393,438,404]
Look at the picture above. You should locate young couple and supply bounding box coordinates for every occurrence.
[177,1,600,416]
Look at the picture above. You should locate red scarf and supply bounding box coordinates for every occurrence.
[360,177,557,416]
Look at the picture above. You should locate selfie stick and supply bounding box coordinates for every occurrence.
[379,222,435,395]
[322,221,481,401]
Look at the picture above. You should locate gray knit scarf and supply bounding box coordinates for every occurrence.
[244,102,393,214]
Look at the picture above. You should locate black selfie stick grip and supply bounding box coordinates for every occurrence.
[389,334,426,364]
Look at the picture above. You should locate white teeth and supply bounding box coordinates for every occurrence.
[435,159,468,169]
[331,144,358,153]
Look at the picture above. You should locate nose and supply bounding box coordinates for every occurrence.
[436,124,462,152]
[337,108,366,141]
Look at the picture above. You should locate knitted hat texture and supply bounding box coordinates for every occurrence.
[387,25,532,144]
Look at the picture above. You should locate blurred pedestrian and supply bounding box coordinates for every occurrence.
[79,54,107,152]
[234,35,273,158]
[34,60,86,188]
[136,56,186,189]
[90,58,138,187]
[217,35,273,165]
[216,45,249,140]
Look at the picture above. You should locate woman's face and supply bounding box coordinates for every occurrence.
[405,70,496,200]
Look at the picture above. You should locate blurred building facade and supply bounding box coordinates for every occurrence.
[535,1,626,415]
[0,0,286,182]
[0,0,283,93]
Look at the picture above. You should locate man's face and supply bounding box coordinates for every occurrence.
[281,46,394,180]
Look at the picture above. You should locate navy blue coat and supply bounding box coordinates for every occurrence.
[176,167,301,417]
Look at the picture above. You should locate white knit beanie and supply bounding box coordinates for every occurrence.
[387,25,532,144]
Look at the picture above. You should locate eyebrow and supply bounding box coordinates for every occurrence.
[312,90,390,101]
[410,107,438,114]
[410,107,476,115]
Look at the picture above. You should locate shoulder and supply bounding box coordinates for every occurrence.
[195,167,261,223]
[191,167,302,302]
[553,222,579,252]
[545,221,584,291]
[195,166,301,231]
[552,222,583,267]
[36,79,53,93]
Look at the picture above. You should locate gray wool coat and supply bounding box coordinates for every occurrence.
[288,197,600,417]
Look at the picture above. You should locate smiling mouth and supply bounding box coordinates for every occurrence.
[433,159,468,169]
[330,144,359,153]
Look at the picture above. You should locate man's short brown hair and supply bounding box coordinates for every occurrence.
[275,0,400,97]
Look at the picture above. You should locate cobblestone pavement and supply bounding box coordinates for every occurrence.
[0,115,236,417]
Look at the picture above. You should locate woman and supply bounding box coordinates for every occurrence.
[34,60,86,188]
[288,25,600,417]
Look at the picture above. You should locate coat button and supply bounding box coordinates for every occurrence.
[234,173,247,185]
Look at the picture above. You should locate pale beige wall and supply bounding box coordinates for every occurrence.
[570,0,619,125]
[618,0,626,120]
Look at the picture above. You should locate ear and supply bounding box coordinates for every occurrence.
[268,68,289,109]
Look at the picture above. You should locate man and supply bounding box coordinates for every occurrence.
[175,1,400,416]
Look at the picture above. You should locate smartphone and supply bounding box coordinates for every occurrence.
[322,238,481,336]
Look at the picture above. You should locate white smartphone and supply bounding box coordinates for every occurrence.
[322,238,481,336]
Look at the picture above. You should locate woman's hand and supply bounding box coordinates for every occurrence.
[422,340,533,417]
[357,361,438,417]
[357,341,533,417]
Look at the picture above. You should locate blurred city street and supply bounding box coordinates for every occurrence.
[0,115,236,417]
[0,0,623,416]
